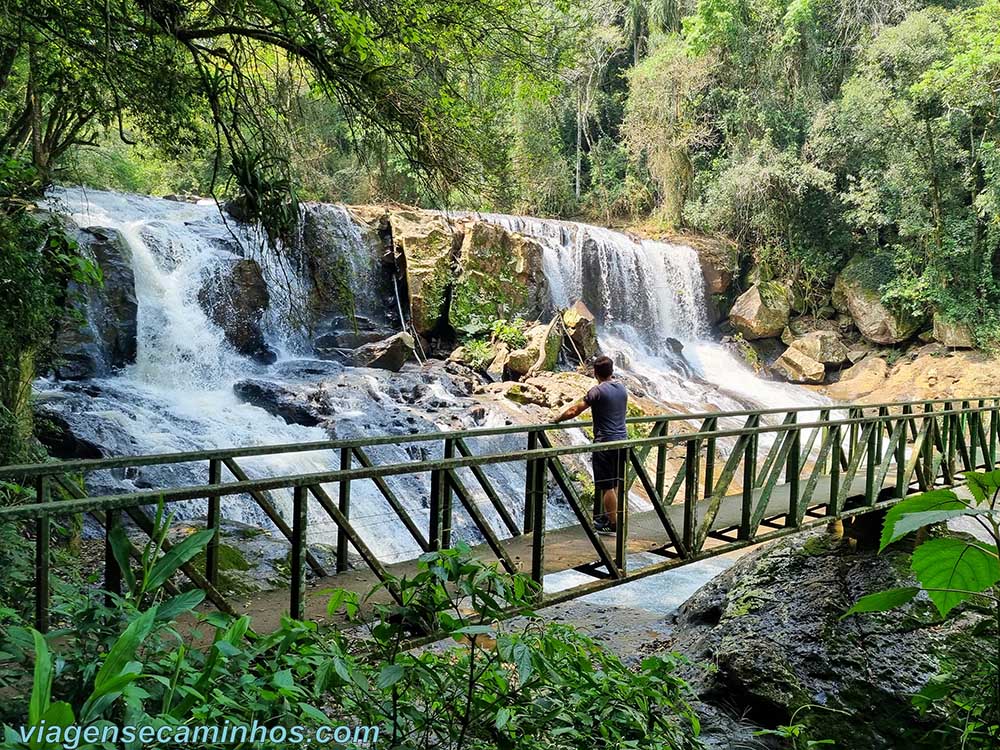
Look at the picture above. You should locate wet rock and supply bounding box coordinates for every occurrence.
[233,380,322,426]
[774,346,825,384]
[729,282,790,340]
[788,330,848,367]
[449,220,549,332]
[691,236,738,295]
[34,410,105,459]
[336,332,415,372]
[562,301,598,362]
[932,313,974,349]
[671,532,985,749]
[300,204,398,340]
[54,225,138,379]
[486,342,511,382]
[832,255,924,344]
[389,210,457,335]
[197,258,275,363]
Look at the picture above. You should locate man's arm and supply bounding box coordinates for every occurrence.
[551,398,590,423]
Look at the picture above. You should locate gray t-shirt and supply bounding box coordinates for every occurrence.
[584,380,628,443]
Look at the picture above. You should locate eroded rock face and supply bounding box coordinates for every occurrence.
[197,258,275,363]
[450,221,549,332]
[729,282,791,340]
[671,532,986,749]
[832,255,924,344]
[54,226,138,379]
[389,210,457,336]
[774,346,825,384]
[562,301,598,362]
[507,319,562,378]
[933,313,974,349]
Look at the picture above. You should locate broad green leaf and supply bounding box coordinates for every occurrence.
[966,470,1000,505]
[911,538,1000,616]
[155,590,206,623]
[109,523,138,595]
[841,587,918,618]
[376,664,406,689]
[94,607,156,694]
[891,508,997,541]
[881,490,965,551]
[28,630,52,726]
[143,529,215,594]
[299,704,330,724]
[495,706,512,730]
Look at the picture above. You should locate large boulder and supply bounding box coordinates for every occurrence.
[389,210,457,336]
[562,301,598,361]
[449,221,549,331]
[341,332,415,372]
[672,532,987,749]
[198,258,275,363]
[788,330,848,366]
[774,346,825,384]
[233,379,323,427]
[300,204,398,349]
[692,237,738,296]
[729,282,791,340]
[932,313,975,349]
[507,319,561,378]
[832,255,924,344]
[54,226,138,379]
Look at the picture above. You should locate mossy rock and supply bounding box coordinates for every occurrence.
[832,255,924,344]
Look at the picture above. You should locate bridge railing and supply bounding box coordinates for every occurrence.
[2,397,998,631]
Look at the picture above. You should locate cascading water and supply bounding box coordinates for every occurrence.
[36,188,827,576]
[465,212,827,428]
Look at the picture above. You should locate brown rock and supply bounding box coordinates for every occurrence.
[932,313,975,349]
[774,346,825,384]
[824,357,889,401]
[832,255,924,344]
[562,301,598,361]
[789,330,848,366]
[729,282,791,340]
[389,210,457,335]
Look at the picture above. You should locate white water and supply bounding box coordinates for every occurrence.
[39,188,826,569]
[465,212,827,423]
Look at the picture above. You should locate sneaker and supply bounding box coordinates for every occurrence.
[593,517,617,536]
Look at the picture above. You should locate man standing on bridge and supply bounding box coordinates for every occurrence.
[552,355,628,535]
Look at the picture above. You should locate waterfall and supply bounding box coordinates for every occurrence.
[36,188,825,571]
[464,212,826,421]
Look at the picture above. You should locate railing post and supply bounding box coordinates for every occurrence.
[684,439,699,553]
[828,425,841,515]
[206,458,221,586]
[35,477,50,633]
[848,408,859,463]
[991,400,999,467]
[923,403,934,486]
[524,431,538,534]
[866,421,877,505]
[897,405,911,498]
[655,424,668,501]
[429,462,443,552]
[786,417,800,525]
[530,443,547,588]
[104,508,122,604]
[615,448,628,575]
[876,406,887,465]
[338,447,352,571]
[739,416,758,541]
[290,485,308,619]
[441,439,454,549]
[704,417,717,498]
[946,402,957,477]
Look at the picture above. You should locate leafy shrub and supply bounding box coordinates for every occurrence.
[464,339,495,370]
[2,542,704,749]
[490,318,527,349]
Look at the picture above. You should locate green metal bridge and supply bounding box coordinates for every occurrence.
[2,397,998,633]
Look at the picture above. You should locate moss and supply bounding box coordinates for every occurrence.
[192,543,254,594]
[724,587,772,617]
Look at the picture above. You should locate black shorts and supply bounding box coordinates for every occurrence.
[592,448,625,491]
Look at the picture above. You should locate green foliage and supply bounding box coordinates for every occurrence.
[2,544,704,750]
[464,339,496,371]
[491,319,528,349]
[845,472,1000,747]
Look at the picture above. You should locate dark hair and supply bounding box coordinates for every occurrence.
[593,355,614,380]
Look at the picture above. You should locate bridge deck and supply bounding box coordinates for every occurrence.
[240,474,878,632]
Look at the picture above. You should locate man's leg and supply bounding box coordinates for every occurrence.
[602,487,618,530]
